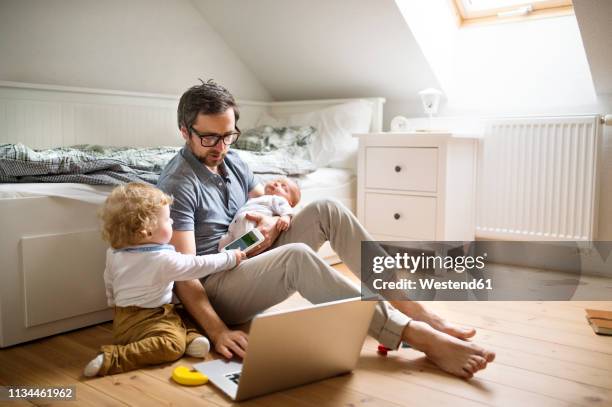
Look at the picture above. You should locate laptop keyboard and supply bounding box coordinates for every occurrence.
[225,372,241,385]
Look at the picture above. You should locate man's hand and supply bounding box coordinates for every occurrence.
[212,329,249,359]
[244,213,280,257]
[276,215,291,232]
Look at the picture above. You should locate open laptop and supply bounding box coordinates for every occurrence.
[194,297,376,401]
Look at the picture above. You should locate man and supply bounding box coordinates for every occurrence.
[158,80,495,379]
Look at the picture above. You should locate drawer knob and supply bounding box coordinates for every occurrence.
[394,165,402,173]
[393,213,401,220]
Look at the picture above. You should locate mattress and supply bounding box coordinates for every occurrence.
[294,168,356,212]
[0,167,356,211]
[0,183,113,204]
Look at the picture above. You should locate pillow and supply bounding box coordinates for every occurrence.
[235,125,316,162]
[234,127,268,152]
[234,149,316,176]
[266,126,315,152]
[286,100,373,169]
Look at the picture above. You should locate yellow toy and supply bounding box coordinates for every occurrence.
[172,366,208,386]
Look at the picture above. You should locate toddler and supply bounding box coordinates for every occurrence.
[218,177,301,250]
[84,183,245,377]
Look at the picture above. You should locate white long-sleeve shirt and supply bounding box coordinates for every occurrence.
[104,243,236,308]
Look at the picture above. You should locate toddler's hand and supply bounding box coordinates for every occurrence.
[276,215,291,232]
[233,250,247,267]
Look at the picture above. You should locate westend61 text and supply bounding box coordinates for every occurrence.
[372,278,493,291]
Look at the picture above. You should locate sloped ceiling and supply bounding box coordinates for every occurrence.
[573,0,612,95]
[192,0,440,101]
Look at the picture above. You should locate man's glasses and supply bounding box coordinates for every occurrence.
[190,127,241,147]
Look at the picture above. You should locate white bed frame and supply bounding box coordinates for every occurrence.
[0,81,385,347]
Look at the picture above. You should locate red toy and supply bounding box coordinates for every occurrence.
[377,342,410,356]
[377,344,391,356]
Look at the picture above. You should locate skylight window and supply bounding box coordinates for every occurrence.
[452,0,573,25]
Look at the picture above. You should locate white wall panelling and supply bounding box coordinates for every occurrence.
[0,82,385,149]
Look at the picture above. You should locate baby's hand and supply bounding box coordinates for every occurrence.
[276,215,291,232]
[233,250,247,267]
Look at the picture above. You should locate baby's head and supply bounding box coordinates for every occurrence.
[264,177,300,207]
[100,183,174,249]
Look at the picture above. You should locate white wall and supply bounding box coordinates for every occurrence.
[193,0,440,103]
[396,0,597,115]
[449,16,596,113]
[574,0,612,240]
[574,0,612,94]
[596,94,612,240]
[0,0,271,101]
[393,0,610,240]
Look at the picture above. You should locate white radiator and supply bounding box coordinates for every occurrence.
[477,116,600,241]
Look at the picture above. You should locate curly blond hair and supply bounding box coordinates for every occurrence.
[99,183,173,249]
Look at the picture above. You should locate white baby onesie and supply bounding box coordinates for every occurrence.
[218,195,293,250]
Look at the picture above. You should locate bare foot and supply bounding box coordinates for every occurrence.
[391,300,476,340]
[403,320,495,379]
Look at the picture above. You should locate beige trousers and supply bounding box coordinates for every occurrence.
[202,198,410,349]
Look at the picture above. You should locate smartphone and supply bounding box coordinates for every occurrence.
[222,229,265,253]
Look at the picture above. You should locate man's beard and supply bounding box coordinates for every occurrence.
[195,151,225,167]
[188,141,226,167]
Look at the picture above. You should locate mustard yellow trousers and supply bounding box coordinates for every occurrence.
[98,304,201,376]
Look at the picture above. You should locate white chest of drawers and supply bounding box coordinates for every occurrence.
[355,132,477,241]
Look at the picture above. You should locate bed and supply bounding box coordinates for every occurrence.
[0,81,384,347]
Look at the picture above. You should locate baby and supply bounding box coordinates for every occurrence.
[84,183,245,377]
[218,177,301,251]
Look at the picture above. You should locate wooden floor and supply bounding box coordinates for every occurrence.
[1,264,612,406]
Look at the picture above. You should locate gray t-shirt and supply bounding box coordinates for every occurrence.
[158,146,258,255]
